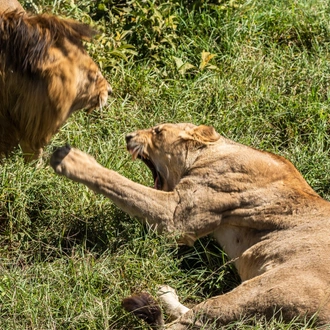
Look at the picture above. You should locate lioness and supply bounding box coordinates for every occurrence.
[50,123,330,328]
[0,8,111,160]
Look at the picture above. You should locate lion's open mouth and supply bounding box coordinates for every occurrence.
[85,94,108,114]
[128,148,162,190]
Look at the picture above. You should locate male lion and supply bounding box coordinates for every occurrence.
[0,8,111,160]
[50,123,330,328]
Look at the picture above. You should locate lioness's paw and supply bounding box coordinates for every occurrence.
[50,146,100,176]
[157,285,190,319]
[50,145,72,175]
[157,285,179,303]
[50,145,72,174]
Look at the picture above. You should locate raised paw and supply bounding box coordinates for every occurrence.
[50,145,72,175]
[50,146,102,184]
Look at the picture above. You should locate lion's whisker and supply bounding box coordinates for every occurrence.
[99,95,103,116]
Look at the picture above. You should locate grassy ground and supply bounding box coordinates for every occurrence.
[1,0,330,328]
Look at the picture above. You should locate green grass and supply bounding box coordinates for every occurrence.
[1,0,330,328]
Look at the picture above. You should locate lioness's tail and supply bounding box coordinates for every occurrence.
[122,292,164,328]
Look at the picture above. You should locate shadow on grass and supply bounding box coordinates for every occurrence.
[1,194,241,298]
[0,204,142,264]
[177,237,241,298]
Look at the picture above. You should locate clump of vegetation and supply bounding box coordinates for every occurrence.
[0,0,329,328]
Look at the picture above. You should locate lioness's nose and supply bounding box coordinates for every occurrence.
[125,133,136,144]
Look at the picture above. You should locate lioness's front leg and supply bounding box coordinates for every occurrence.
[50,146,179,232]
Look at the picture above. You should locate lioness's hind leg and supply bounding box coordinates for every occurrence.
[157,285,190,321]
[166,272,325,329]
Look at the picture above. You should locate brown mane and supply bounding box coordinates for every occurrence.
[0,10,97,74]
[0,9,110,160]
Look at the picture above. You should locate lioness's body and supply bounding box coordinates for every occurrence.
[51,123,330,328]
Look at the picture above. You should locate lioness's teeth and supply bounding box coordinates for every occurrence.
[154,176,159,190]
[131,146,140,160]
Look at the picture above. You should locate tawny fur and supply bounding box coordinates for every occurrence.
[0,7,111,160]
[51,123,330,328]
[0,0,23,13]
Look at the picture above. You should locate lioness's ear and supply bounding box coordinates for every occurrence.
[193,125,220,143]
[180,125,220,144]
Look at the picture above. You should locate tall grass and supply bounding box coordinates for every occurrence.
[0,0,329,328]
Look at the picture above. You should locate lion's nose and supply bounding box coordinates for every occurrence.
[125,133,136,144]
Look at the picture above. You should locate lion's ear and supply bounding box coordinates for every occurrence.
[180,125,220,145]
[63,19,98,41]
[59,19,98,42]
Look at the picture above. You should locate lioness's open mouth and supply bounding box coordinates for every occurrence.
[127,148,162,190]
[139,155,163,190]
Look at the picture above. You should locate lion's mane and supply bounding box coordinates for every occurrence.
[0,10,109,159]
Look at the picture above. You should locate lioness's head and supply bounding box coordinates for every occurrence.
[126,123,220,191]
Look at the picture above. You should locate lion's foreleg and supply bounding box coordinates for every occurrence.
[50,146,179,232]
[20,141,43,162]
